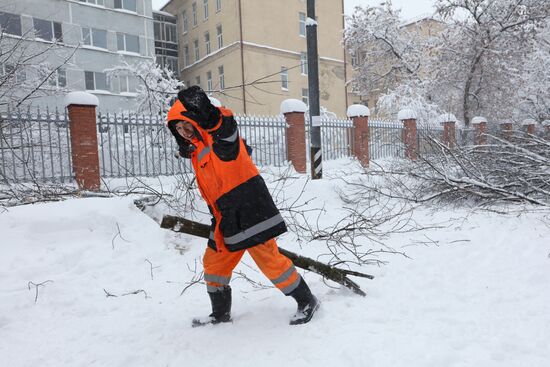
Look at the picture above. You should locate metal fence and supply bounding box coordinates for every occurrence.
[96,111,192,178]
[2,107,467,183]
[0,107,73,184]
[235,114,287,166]
[369,119,405,159]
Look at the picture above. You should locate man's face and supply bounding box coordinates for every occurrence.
[175,121,195,141]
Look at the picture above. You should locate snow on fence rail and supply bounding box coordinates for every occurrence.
[0,108,73,184]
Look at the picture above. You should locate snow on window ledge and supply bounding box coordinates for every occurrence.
[117,51,142,57]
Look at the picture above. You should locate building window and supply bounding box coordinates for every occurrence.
[0,12,22,37]
[48,68,67,88]
[351,52,358,67]
[2,63,26,83]
[85,71,109,91]
[302,88,309,105]
[207,71,212,91]
[117,33,140,53]
[194,39,199,61]
[114,0,137,12]
[192,2,197,27]
[33,18,63,43]
[82,27,107,49]
[195,75,201,87]
[118,75,131,93]
[78,0,105,6]
[216,25,223,48]
[281,67,288,90]
[166,57,178,73]
[218,65,224,91]
[300,51,308,75]
[204,32,211,55]
[183,44,190,66]
[203,0,209,20]
[216,0,221,12]
[299,12,306,37]
[182,10,188,34]
[165,24,177,43]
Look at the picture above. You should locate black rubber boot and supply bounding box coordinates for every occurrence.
[288,278,320,325]
[192,286,232,327]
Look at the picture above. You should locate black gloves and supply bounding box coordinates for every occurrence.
[178,86,220,130]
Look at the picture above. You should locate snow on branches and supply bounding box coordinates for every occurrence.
[104,58,184,114]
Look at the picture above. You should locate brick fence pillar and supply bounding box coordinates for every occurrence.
[281,99,307,174]
[64,92,100,191]
[398,109,418,160]
[347,104,371,167]
[544,120,550,138]
[471,116,488,145]
[499,121,513,140]
[522,119,536,135]
[438,113,457,148]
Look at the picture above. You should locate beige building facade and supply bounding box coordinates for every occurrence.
[162,0,349,116]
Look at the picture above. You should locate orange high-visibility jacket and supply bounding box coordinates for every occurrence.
[167,100,287,253]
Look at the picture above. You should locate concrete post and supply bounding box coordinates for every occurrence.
[398,109,418,160]
[281,99,307,174]
[347,104,371,167]
[64,92,100,191]
[471,116,488,145]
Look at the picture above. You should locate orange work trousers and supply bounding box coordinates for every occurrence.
[203,238,301,295]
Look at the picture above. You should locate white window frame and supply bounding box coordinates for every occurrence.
[281,67,288,90]
[48,68,67,88]
[114,0,137,12]
[216,25,223,48]
[0,11,22,37]
[205,32,211,55]
[2,63,26,83]
[85,71,109,91]
[218,65,224,91]
[79,0,105,6]
[302,88,309,105]
[192,2,197,27]
[33,18,63,43]
[117,33,140,54]
[182,10,188,34]
[203,0,209,20]
[82,27,108,49]
[216,0,221,12]
[299,12,306,37]
[194,39,199,61]
[300,51,308,75]
[207,70,212,91]
[183,44,190,66]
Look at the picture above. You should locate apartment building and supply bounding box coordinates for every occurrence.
[161,0,348,116]
[153,10,178,73]
[0,0,155,111]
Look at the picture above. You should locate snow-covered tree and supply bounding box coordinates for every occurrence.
[344,1,425,106]
[345,0,549,125]
[433,0,549,125]
[105,58,184,114]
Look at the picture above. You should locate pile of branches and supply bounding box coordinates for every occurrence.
[362,131,550,207]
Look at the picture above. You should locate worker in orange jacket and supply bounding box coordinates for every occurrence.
[167,86,319,326]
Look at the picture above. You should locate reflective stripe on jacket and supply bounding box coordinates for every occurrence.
[167,100,287,252]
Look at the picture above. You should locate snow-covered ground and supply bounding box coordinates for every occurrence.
[1,159,549,367]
